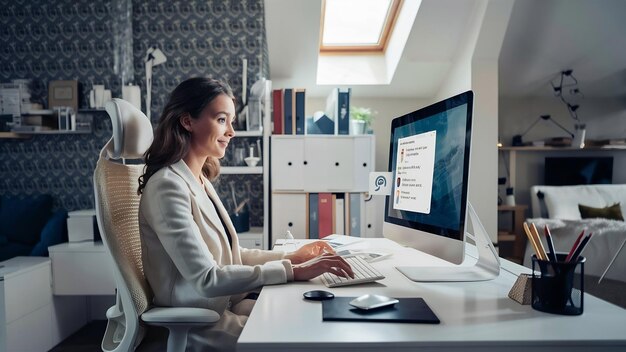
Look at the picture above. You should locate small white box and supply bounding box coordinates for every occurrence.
[67,209,96,242]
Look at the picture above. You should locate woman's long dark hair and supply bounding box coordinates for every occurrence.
[138,77,235,195]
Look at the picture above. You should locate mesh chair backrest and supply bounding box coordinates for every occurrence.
[95,157,152,316]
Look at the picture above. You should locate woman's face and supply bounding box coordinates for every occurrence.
[187,94,236,159]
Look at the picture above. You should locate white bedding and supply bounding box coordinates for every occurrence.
[524,218,626,283]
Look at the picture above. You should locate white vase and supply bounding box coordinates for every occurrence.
[572,123,586,148]
[351,120,366,135]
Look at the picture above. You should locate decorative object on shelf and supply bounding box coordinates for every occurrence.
[88,84,112,109]
[144,45,167,120]
[511,114,574,147]
[48,80,78,112]
[505,187,516,206]
[551,69,585,148]
[350,106,374,135]
[246,77,266,132]
[122,84,141,110]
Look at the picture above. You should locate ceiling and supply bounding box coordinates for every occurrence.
[265,0,626,99]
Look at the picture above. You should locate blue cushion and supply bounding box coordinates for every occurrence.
[30,210,68,257]
[0,195,53,246]
[0,243,32,262]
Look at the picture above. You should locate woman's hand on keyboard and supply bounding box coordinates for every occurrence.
[285,241,335,264]
[292,253,355,281]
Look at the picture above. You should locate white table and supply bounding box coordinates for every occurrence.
[238,238,626,351]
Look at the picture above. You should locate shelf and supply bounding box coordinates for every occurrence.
[220,166,263,174]
[498,205,528,211]
[234,130,263,137]
[0,132,31,139]
[500,146,626,151]
[10,130,91,135]
[497,232,516,242]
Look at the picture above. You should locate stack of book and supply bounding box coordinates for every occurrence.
[307,192,362,239]
[272,88,351,135]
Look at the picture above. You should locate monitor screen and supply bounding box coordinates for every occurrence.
[383,91,473,264]
[544,157,613,185]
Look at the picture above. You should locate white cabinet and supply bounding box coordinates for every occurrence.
[271,136,374,192]
[0,257,87,352]
[48,242,116,295]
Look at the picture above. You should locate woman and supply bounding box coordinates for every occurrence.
[137,77,353,351]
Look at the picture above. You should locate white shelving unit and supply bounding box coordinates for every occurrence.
[270,135,381,242]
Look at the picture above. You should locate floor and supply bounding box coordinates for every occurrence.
[49,321,167,352]
[49,276,625,351]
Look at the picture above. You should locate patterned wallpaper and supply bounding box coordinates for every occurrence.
[0,0,269,226]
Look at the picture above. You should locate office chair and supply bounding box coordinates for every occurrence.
[94,98,220,352]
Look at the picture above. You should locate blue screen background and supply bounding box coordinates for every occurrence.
[387,104,468,237]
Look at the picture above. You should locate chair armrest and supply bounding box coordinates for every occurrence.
[141,307,220,325]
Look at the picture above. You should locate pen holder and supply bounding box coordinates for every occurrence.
[229,205,250,233]
[531,253,585,315]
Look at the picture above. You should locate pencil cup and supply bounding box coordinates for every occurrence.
[229,205,250,233]
[531,253,585,315]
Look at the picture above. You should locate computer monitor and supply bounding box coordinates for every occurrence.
[383,91,499,282]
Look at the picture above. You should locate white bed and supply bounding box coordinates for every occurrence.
[524,184,626,283]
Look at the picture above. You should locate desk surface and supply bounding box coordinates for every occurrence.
[238,238,626,352]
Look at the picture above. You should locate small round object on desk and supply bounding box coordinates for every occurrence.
[303,290,335,301]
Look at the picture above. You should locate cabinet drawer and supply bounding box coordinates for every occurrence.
[272,193,307,239]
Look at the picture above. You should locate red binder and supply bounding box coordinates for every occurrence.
[318,193,333,239]
[272,89,283,134]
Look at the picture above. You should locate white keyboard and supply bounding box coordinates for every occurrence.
[320,256,385,288]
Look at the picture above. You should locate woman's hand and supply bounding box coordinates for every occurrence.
[292,253,355,281]
[284,241,335,264]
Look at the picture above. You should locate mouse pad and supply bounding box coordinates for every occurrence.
[322,297,440,324]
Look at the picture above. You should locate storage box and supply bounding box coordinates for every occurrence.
[67,209,97,242]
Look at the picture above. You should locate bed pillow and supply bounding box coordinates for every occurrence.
[578,203,624,221]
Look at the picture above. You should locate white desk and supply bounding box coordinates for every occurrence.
[238,238,626,351]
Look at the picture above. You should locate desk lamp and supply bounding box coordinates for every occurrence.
[145,46,167,120]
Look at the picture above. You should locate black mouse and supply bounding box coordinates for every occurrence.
[303,290,335,301]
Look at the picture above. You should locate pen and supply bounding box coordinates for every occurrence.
[530,223,549,261]
[565,230,586,263]
[523,222,545,261]
[568,233,593,263]
[544,225,558,263]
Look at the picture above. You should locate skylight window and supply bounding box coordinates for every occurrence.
[321,0,402,52]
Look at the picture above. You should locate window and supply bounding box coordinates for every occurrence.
[320,0,402,53]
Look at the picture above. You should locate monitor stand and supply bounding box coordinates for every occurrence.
[396,202,500,282]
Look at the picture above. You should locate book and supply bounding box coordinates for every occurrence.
[337,88,351,135]
[334,194,345,235]
[349,193,361,237]
[272,89,283,134]
[283,89,293,135]
[294,89,305,135]
[325,88,351,135]
[318,193,333,239]
[308,193,319,239]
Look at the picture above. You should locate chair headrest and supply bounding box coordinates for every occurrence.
[104,98,154,159]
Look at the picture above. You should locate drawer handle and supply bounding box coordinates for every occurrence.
[363,163,367,167]
[335,162,339,166]
[288,222,293,227]
[288,162,292,166]
[303,161,308,165]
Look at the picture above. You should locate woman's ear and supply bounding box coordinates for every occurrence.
[180,114,193,132]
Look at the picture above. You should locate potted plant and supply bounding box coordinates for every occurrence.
[350,106,374,134]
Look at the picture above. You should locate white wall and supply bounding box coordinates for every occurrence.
[306,97,430,171]
[432,0,514,243]
[499,96,626,210]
